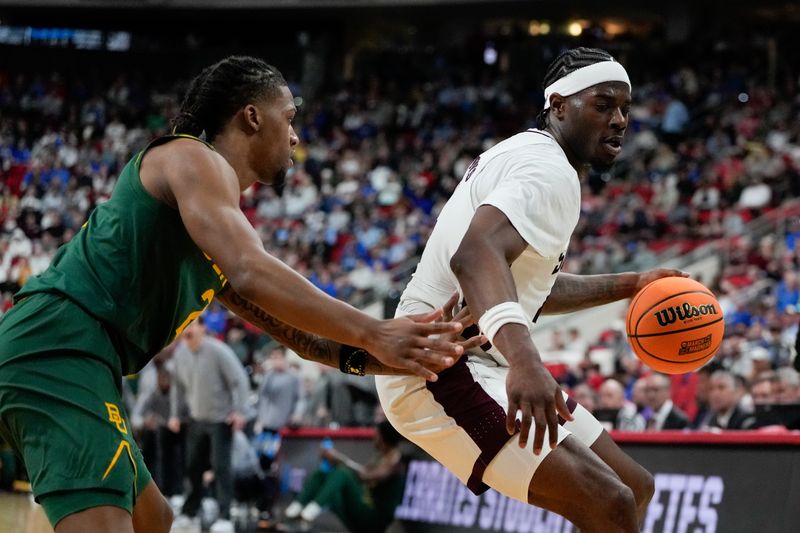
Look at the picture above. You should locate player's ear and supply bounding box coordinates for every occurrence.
[242,103,261,132]
[549,94,567,121]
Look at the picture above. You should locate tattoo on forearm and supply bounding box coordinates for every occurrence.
[218,287,405,375]
[224,290,337,366]
[543,273,634,314]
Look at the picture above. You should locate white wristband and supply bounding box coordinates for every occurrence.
[478,302,530,345]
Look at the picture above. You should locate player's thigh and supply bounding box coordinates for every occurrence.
[132,479,173,533]
[0,351,151,527]
[559,395,653,507]
[527,435,632,521]
[55,506,134,533]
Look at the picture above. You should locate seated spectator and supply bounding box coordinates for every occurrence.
[572,383,598,415]
[283,422,405,533]
[644,373,690,431]
[775,367,800,403]
[597,378,646,431]
[751,372,778,406]
[703,370,756,430]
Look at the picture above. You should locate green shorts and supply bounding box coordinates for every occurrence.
[0,294,152,526]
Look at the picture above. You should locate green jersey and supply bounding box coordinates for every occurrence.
[13,134,228,374]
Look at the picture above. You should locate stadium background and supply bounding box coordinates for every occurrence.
[0,0,799,532]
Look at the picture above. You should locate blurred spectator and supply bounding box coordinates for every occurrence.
[692,362,723,428]
[644,373,690,431]
[283,421,405,533]
[168,317,249,533]
[572,383,598,414]
[231,429,277,522]
[631,377,651,423]
[255,347,303,434]
[775,367,800,403]
[750,372,778,406]
[598,378,646,432]
[303,365,357,427]
[703,370,756,430]
[139,365,187,497]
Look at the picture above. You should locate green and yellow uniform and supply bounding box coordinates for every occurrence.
[0,135,228,525]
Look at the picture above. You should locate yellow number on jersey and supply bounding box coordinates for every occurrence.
[174,289,215,338]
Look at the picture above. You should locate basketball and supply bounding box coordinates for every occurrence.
[626,277,724,374]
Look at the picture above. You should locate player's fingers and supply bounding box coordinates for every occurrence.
[518,402,532,449]
[442,292,459,321]
[397,356,439,382]
[532,405,547,455]
[416,320,464,337]
[415,334,464,357]
[404,308,444,324]
[555,389,574,422]
[458,334,487,351]
[408,347,455,370]
[546,400,560,451]
[506,399,519,435]
[453,306,475,327]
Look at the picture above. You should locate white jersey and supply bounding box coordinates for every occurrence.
[400,129,581,364]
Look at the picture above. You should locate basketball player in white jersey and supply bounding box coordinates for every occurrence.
[376,48,688,532]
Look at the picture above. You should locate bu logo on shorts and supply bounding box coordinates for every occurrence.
[105,402,128,435]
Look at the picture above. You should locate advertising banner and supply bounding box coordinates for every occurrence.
[280,430,800,533]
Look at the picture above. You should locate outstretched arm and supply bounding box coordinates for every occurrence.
[541,269,688,315]
[216,285,484,375]
[153,140,462,381]
[216,284,406,375]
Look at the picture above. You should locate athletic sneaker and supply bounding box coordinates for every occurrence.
[283,501,303,520]
[209,518,235,533]
[300,501,322,522]
[171,514,200,532]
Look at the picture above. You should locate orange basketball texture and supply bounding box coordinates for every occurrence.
[626,277,724,374]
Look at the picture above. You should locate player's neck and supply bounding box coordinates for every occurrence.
[543,126,583,172]
[213,133,260,191]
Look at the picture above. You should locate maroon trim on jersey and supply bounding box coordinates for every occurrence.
[426,357,507,494]
[426,358,579,495]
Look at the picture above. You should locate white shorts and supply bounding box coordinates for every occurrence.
[376,299,604,503]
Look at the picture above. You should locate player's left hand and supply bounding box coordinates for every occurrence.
[633,268,689,294]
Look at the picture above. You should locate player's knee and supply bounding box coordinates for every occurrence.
[601,481,637,528]
[137,493,173,533]
[636,469,655,508]
[158,497,174,533]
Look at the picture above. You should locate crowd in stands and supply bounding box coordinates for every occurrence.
[2,27,800,529]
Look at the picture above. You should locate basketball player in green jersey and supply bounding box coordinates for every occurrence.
[0,56,473,533]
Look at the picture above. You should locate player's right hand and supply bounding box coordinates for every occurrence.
[366,308,464,382]
[506,362,573,455]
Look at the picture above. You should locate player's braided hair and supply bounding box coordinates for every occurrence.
[171,56,287,141]
[536,47,616,130]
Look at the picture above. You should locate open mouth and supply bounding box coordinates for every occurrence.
[601,137,623,156]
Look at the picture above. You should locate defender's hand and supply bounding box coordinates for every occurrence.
[506,362,573,455]
[366,309,464,382]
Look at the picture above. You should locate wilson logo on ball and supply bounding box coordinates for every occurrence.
[654,303,718,327]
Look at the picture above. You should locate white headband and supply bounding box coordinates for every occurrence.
[543,60,631,109]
